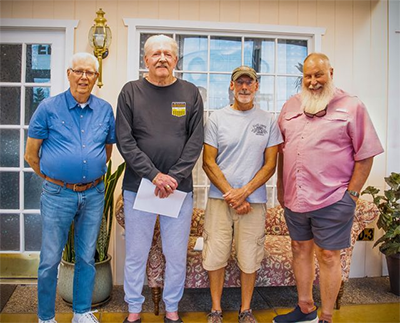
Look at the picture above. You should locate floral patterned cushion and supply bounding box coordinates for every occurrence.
[115,194,379,288]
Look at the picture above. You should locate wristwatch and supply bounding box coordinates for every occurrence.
[347,190,360,198]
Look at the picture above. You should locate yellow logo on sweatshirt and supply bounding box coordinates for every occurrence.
[171,102,186,117]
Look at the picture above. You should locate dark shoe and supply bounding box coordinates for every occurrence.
[207,310,223,323]
[123,318,141,323]
[273,305,318,323]
[164,316,183,323]
[238,309,257,323]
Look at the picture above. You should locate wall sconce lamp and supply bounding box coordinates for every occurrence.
[88,8,112,88]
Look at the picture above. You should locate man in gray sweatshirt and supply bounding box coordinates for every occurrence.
[116,34,204,323]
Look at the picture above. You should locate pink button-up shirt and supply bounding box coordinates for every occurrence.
[278,88,384,213]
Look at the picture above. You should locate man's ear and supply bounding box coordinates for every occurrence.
[229,81,234,91]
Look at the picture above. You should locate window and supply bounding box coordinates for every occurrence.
[125,19,324,209]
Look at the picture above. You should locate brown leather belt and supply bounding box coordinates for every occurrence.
[45,176,103,192]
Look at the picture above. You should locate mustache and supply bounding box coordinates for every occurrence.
[309,84,323,90]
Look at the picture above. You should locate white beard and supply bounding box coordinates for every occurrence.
[300,79,335,114]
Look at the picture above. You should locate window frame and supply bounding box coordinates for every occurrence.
[123,19,325,209]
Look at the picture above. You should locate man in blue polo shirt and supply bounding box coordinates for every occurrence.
[25,52,116,323]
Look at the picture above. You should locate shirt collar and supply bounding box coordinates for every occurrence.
[65,89,96,110]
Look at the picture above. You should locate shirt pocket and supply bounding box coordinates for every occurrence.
[321,111,349,139]
[92,120,110,143]
[48,117,72,141]
[282,112,303,141]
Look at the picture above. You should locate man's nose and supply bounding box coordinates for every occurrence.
[310,76,318,86]
[159,53,166,61]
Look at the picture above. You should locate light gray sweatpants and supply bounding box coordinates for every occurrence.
[123,190,193,313]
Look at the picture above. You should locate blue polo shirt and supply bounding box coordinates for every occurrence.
[28,89,116,183]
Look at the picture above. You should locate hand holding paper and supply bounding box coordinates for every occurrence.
[133,178,188,218]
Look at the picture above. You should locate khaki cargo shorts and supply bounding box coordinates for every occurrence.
[202,198,266,274]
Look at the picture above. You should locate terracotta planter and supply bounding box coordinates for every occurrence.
[386,253,400,296]
[58,255,113,306]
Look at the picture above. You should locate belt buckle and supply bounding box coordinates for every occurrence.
[73,183,86,192]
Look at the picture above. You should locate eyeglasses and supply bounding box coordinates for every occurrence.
[234,79,256,87]
[304,106,328,118]
[70,69,98,78]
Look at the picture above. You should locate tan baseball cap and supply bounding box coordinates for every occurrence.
[231,66,258,81]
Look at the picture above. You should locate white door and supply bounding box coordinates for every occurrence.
[0,28,66,278]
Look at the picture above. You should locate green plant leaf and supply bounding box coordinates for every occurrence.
[364,172,400,256]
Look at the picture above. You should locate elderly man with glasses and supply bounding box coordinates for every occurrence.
[202,66,282,323]
[25,52,116,323]
[274,53,383,323]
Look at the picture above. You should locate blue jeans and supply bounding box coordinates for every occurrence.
[37,180,105,320]
[123,190,193,313]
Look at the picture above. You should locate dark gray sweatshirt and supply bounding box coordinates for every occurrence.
[116,78,204,193]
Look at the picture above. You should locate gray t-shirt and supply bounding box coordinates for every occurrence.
[204,105,283,203]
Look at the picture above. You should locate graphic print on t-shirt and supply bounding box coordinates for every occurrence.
[171,102,187,117]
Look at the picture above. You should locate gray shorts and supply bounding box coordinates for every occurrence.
[284,191,356,250]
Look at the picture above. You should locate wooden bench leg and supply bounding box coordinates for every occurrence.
[335,281,344,310]
[151,287,162,316]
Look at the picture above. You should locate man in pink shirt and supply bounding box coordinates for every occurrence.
[273,53,383,323]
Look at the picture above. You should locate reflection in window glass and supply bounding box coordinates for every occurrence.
[0,44,22,82]
[25,87,50,125]
[24,172,43,209]
[0,214,20,251]
[139,33,173,69]
[0,172,19,209]
[277,39,307,74]
[176,35,208,71]
[176,72,208,105]
[210,37,241,72]
[209,74,231,109]
[0,87,21,125]
[24,214,42,251]
[0,130,19,167]
[244,38,275,73]
[277,76,300,111]
[26,44,51,83]
[257,76,275,111]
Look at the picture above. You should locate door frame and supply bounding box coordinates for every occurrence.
[0,19,78,279]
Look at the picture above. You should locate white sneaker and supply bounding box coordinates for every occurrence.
[72,310,99,323]
[39,318,57,323]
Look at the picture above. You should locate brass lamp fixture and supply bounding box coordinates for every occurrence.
[88,8,112,88]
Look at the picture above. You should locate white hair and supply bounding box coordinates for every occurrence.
[144,35,178,57]
[69,52,99,71]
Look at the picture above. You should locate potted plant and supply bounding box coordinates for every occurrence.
[58,160,125,305]
[362,172,400,295]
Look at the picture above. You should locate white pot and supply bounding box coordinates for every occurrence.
[58,255,113,306]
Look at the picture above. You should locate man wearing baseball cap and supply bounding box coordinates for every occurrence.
[202,66,283,323]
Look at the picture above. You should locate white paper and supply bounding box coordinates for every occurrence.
[133,178,187,218]
[193,237,204,251]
